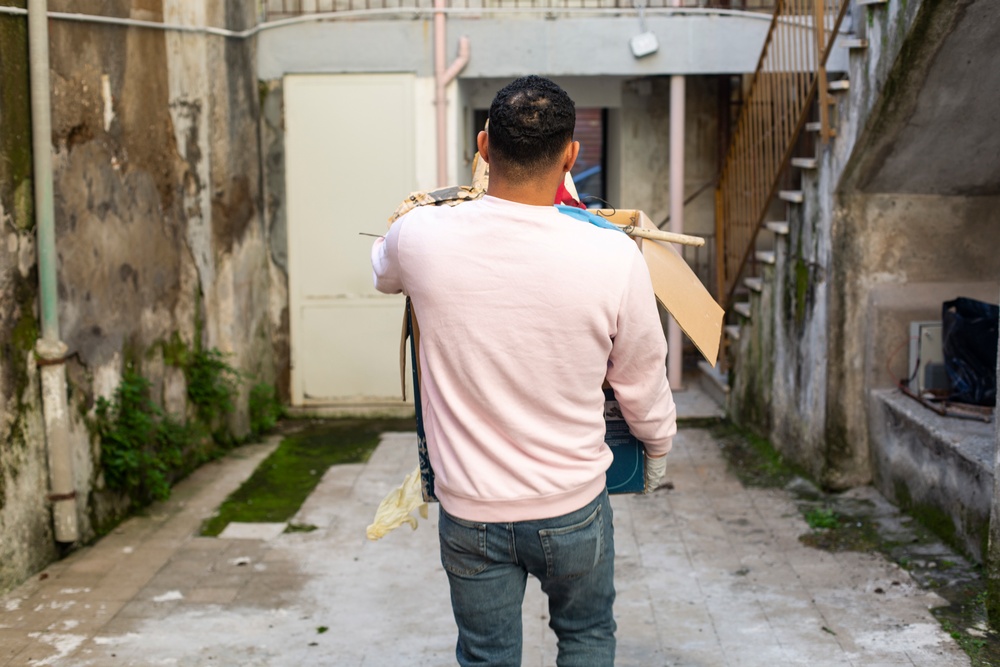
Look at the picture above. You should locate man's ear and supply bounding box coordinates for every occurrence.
[476,131,490,163]
[562,140,580,173]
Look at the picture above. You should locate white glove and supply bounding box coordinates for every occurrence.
[644,454,667,493]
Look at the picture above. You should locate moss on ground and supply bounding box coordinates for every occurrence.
[710,422,800,489]
[200,417,416,536]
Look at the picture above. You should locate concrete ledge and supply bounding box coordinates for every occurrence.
[869,388,994,562]
[285,403,416,419]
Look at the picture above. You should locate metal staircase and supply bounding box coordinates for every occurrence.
[714,0,857,368]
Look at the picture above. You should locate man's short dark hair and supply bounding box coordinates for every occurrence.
[488,76,576,181]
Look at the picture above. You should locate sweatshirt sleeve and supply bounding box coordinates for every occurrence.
[371,219,404,295]
[606,250,677,457]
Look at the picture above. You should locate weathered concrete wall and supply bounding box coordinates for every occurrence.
[845,195,1000,392]
[827,0,1000,490]
[843,0,1000,196]
[0,0,61,595]
[618,75,719,235]
[260,79,291,403]
[825,192,1000,484]
[727,0,1000,490]
[870,389,994,561]
[0,0,275,594]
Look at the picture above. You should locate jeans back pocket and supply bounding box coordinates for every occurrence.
[439,510,490,577]
[538,505,604,579]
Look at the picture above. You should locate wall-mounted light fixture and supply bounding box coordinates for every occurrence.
[629,0,659,58]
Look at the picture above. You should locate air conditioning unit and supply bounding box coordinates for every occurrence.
[908,320,947,396]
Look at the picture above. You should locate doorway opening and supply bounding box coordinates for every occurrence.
[471,108,608,207]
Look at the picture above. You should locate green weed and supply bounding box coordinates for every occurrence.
[186,348,239,443]
[249,382,283,439]
[805,507,840,530]
[94,347,271,511]
[93,370,191,506]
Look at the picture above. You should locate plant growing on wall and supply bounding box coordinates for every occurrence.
[93,370,189,505]
[93,346,281,511]
[185,348,240,445]
[248,382,282,440]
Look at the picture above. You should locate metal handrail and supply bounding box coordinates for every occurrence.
[714,0,849,308]
[262,0,777,17]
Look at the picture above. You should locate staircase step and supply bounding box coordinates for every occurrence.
[724,325,742,341]
[697,359,730,407]
[791,157,818,170]
[744,277,764,293]
[779,190,804,204]
[805,121,822,132]
[766,221,790,235]
[733,302,752,319]
[828,79,851,92]
[841,37,869,50]
[755,250,777,265]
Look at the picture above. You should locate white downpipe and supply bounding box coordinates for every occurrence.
[668,71,686,390]
[434,0,470,187]
[29,0,78,543]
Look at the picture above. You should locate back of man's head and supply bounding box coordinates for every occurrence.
[487,76,575,182]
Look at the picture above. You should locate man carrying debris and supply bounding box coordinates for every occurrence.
[371,75,676,667]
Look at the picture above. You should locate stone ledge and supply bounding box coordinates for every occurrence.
[869,388,994,562]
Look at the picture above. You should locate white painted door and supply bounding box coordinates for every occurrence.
[285,74,415,406]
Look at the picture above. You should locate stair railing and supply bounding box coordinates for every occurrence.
[714,0,850,309]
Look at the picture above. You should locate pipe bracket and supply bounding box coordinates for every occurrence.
[35,338,69,364]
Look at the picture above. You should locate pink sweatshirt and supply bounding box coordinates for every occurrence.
[372,196,676,522]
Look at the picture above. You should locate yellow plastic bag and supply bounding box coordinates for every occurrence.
[366,465,429,540]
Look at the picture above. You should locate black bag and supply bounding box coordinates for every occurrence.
[941,297,999,407]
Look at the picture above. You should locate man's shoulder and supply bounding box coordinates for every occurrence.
[571,219,643,257]
[396,197,481,225]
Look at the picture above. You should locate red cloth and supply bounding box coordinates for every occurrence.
[555,182,586,209]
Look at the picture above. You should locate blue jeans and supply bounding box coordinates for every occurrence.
[438,489,616,667]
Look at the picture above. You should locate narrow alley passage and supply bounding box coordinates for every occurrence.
[0,388,969,666]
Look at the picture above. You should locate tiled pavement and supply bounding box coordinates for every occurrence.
[0,387,970,666]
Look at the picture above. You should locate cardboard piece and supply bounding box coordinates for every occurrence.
[593,208,724,367]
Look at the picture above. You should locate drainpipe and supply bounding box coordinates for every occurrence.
[667,60,686,389]
[434,0,470,187]
[29,0,78,543]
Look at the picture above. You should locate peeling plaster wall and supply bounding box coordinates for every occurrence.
[729,0,929,488]
[0,0,60,594]
[730,0,1000,494]
[0,0,273,593]
[259,79,291,403]
[825,0,1000,490]
[618,75,719,235]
